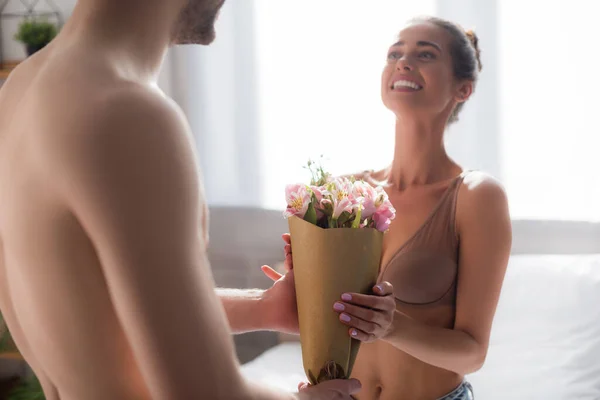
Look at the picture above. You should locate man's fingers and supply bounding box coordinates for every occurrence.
[261,265,282,282]
[300,378,362,396]
[282,233,291,244]
[319,378,362,394]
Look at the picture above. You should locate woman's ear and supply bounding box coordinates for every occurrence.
[454,80,473,103]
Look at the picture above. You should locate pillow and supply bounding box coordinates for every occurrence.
[468,255,600,399]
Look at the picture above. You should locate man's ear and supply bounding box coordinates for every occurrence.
[454,80,474,103]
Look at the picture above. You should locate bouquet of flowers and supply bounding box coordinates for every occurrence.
[284,159,395,384]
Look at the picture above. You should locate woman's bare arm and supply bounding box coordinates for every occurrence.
[381,173,512,375]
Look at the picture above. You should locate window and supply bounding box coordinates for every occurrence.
[192,1,599,223]
[499,2,600,221]
[254,1,436,210]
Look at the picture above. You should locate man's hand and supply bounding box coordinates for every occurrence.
[261,234,299,334]
[296,379,362,400]
[333,282,396,343]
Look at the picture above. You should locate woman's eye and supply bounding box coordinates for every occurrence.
[387,51,401,60]
[419,52,435,59]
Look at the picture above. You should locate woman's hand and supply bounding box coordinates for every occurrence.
[333,282,396,343]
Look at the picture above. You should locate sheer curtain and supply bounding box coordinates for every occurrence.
[251,0,600,222]
[163,1,600,251]
[253,0,436,210]
[498,1,600,221]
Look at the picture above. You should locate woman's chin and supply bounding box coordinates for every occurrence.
[383,101,422,117]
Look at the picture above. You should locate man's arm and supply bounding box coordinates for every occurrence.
[381,173,512,375]
[218,233,300,335]
[216,288,272,334]
[57,88,295,400]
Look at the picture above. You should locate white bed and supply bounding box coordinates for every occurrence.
[242,254,600,399]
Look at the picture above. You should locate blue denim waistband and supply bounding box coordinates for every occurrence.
[436,381,474,400]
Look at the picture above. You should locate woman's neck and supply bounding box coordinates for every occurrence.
[387,116,458,190]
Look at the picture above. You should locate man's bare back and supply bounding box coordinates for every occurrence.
[0,37,238,399]
[0,1,361,399]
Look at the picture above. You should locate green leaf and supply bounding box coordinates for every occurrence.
[303,202,317,225]
[330,217,338,228]
[351,207,362,229]
[337,211,351,227]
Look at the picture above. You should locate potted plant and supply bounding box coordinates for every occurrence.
[14,19,58,56]
[0,313,45,400]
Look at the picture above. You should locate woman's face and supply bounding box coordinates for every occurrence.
[381,22,471,121]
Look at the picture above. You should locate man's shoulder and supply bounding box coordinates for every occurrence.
[51,84,194,188]
[79,84,185,135]
[55,84,189,156]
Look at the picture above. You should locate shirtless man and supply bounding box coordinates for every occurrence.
[0,0,362,398]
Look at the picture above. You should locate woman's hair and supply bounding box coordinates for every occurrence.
[409,16,483,124]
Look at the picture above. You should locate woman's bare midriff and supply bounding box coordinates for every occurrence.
[350,304,462,400]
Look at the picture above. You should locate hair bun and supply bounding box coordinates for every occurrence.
[465,29,482,71]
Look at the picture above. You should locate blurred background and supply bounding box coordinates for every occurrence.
[161,0,600,224]
[0,1,599,398]
[2,0,597,222]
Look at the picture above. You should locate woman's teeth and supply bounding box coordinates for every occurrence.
[392,80,422,90]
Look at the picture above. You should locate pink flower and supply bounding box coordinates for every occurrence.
[371,190,396,232]
[332,197,353,219]
[310,185,325,203]
[375,202,395,220]
[373,186,389,206]
[310,185,326,219]
[352,180,376,198]
[328,178,353,202]
[326,178,354,219]
[373,212,392,232]
[283,183,312,219]
[351,180,375,216]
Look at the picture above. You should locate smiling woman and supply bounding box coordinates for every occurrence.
[381,16,482,126]
[252,0,436,210]
[252,9,509,399]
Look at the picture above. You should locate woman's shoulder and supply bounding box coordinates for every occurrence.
[460,170,506,198]
[456,170,510,230]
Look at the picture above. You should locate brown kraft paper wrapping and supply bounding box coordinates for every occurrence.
[288,216,383,384]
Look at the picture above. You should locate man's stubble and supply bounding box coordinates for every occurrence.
[171,0,225,45]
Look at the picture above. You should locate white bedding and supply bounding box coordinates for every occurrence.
[242,255,600,399]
